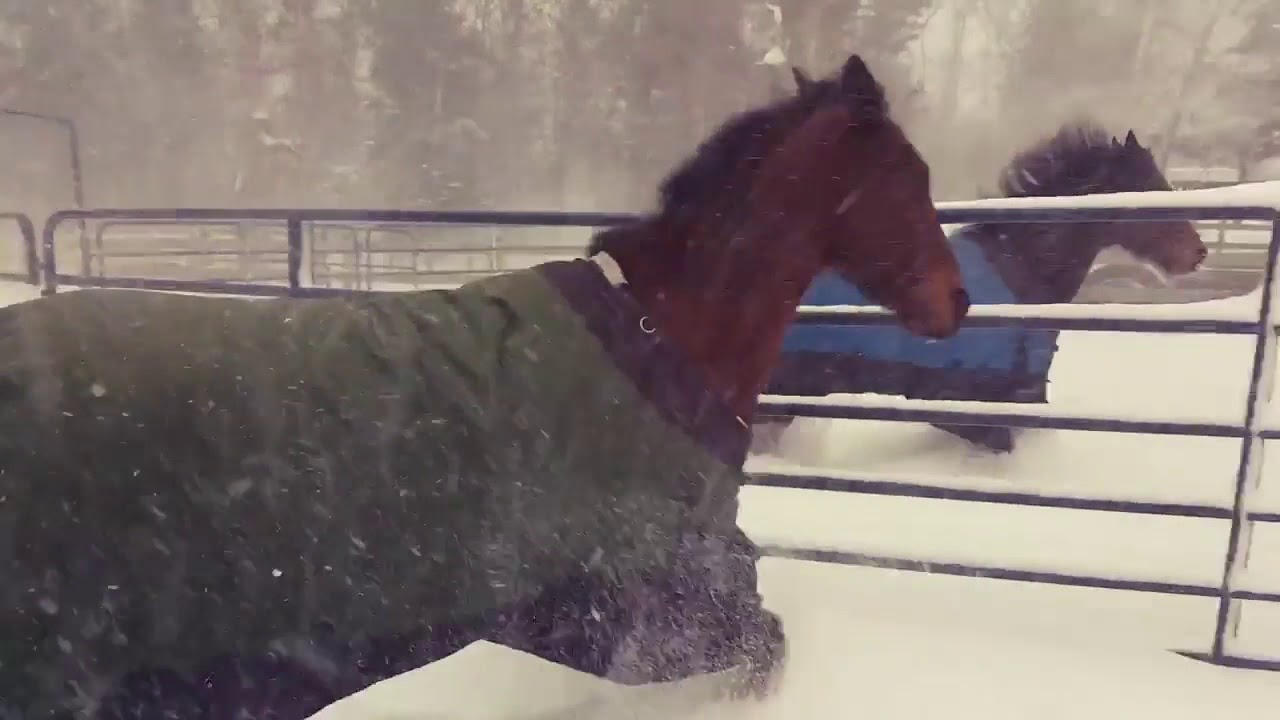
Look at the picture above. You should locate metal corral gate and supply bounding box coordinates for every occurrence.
[14,204,1280,672]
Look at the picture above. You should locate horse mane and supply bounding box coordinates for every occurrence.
[655,80,838,219]
[997,121,1123,198]
[971,121,1164,303]
[586,76,844,258]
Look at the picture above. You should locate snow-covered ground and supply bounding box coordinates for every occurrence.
[9,182,1280,717]
[307,312,1280,719]
[314,562,1280,720]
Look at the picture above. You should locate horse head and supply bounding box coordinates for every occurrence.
[998,124,1206,279]
[589,53,966,417]
[773,54,968,340]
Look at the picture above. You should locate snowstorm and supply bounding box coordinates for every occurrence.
[0,1,1279,719]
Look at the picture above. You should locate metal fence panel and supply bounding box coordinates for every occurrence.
[0,212,38,284]
[33,203,1280,669]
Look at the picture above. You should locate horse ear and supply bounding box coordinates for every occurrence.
[1111,136,1123,149]
[1124,129,1142,149]
[792,66,815,96]
[838,54,874,94]
[837,53,885,119]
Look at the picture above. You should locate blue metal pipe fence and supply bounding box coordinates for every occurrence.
[30,203,1280,670]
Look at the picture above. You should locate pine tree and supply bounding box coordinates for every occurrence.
[1177,1,1280,174]
[367,2,493,208]
[1000,0,1144,127]
[778,0,931,105]
[1224,2,1280,162]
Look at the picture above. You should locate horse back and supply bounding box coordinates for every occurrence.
[0,264,755,716]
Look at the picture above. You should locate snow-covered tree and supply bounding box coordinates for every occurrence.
[1178,0,1280,175]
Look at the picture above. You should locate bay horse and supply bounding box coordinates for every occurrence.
[0,54,966,719]
[759,123,1206,454]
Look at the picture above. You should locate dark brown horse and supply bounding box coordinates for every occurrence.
[7,55,964,720]
[591,55,968,421]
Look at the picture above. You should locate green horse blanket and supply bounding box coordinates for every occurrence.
[0,259,780,719]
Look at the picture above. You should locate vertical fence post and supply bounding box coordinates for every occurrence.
[15,214,38,286]
[60,117,89,280]
[490,228,500,274]
[40,214,60,296]
[307,223,319,288]
[350,227,361,290]
[361,229,372,291]
[286,217,303,294]
[1212,212,1280,662]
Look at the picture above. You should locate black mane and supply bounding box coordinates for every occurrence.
[585,54,894,260]
[997,122,1157,198]
[586,78,838,258]
[970,121,1174,304]
[656,80,836,218]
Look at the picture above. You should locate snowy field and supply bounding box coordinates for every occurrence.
[8,182,1280,717]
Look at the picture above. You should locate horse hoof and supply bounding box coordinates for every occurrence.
[726,609,788,702]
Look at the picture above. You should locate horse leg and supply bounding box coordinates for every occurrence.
[92,621,481,720]
[80,604,353,719]
[928,376,1049,453]
[483,529,786,701]
[478,573,636,680]
[750,414,794,455]
[914,370,1013,453]
[91,668,207,720]
[607,528,786,700]
[94,656,341,720]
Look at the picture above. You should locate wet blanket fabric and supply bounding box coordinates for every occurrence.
[767,225,1059,403]
[0,260,777,719]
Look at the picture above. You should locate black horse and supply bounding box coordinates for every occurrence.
[759,123,1207,453]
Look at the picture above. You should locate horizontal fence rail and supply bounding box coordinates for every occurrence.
[747,469,1280,523]
[788,309,1261,334]
[33,203,1280,670]
[41,204,1278,295]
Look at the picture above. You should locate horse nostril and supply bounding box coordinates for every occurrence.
[952,287,971,319]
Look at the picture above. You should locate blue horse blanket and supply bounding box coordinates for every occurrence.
[766,226,1058,402]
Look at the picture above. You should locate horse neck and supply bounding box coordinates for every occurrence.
[605,219,812,421]
[970,222,1110,304]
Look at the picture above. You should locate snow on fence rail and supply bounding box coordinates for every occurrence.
[29,187,1280,671]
